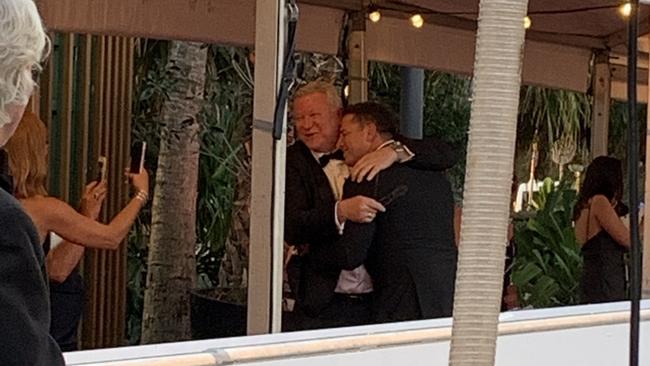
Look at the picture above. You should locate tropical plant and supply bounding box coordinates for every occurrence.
[127,39,170,344]
[369,62,471,202]
[516,85,592,181]
[448,0,529,365]
[511,178,582,307]
[199,46,253,304]
[128,42,255,341]
[141,40,208,344]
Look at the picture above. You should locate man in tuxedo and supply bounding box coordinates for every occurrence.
[284,81,457,330]
[324,102,458,322]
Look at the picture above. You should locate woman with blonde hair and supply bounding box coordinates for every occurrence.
[5,111,149,351]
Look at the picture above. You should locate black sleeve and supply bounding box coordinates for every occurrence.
[315,179,376,270]
[284,156,337,246]
[397,135,459,171]
[0,199,64,365]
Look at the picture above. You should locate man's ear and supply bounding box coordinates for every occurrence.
[365,123,379,141]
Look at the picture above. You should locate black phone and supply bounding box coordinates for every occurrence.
[129,142,146,174]
[97,156,107,182]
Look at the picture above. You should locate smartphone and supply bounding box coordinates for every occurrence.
[97,156,107,182]
[129,141,146,174]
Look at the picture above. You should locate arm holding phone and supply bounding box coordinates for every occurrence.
[37,168,149,251]
[46,181,106,282]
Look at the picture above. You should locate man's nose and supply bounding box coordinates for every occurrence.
[297,118,314,131]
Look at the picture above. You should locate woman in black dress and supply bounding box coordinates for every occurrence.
[5,112,149,351]
[573,156,636,304]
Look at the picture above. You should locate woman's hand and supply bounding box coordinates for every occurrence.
[80,180,107,219]
[125,168,149,195]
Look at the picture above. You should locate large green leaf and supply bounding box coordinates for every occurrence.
[512,178,581,308]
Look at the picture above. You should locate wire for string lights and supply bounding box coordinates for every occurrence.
[377,2,634,17]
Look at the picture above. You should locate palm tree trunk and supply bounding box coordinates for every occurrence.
[449,1,529,365]
[141,41,207,344]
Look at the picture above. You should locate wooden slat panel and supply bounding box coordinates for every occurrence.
[35,31,136,350]
[59,33,75,202]
[108,36,121,346]
[81,34,133,349]
[80,34,93,182]
[39,48,54,126]
[82,34,105,350]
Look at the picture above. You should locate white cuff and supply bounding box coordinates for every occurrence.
[399,144,415,163]
[334,201,346,235]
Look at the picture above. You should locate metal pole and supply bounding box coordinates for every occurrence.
[248,0,287,335]
[399,67,424,139]
[348,11,367,104]
[590,51,610,160]
[626,1,641,365]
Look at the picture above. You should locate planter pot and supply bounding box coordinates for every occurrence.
[190,288,246,340]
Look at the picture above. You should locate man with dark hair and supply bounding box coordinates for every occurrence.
[323,101,458,322]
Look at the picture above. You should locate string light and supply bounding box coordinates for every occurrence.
[344,85,350,98]
[410,14,424,28]
[524,16,532,29]
[619,2,632,17]
[368,4,381,23]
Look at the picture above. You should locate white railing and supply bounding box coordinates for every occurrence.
[67,301,650,366]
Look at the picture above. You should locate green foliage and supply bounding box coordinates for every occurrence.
[127,39,170,345]
[127,42,252,343]
[512,178,582,307]
[516,86,592,181]
[369,62,471,201]
[195,46,252,288]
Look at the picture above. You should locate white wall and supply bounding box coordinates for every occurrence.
[67,301,649,366]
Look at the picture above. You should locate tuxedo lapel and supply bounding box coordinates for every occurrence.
[295,141,336,203]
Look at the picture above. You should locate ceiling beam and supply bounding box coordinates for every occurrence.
[607,15,650,48]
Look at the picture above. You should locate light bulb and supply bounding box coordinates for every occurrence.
[524,16,531,29]
[410,14,424,28]
[369,10,381,23]
[368,4,381,23]
[344,85,350,98]
[619,3,632,17]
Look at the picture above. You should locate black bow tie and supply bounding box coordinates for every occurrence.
[318,150,344,167]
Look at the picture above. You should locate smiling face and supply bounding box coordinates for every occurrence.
[292,92,341,153]
[338,114,374,166]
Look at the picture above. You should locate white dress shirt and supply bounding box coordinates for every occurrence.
[311,150,374,294]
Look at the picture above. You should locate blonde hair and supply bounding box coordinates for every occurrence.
[0,0,50,127]
[292,80,342,111]
[5,111,48,198]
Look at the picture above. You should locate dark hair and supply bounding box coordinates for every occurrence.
[341,102,399,137]
[573,156,623,220]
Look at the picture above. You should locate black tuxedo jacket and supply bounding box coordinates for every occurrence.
[284,137,457,317]
[322,163,458,322]
[0,150,64,365]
